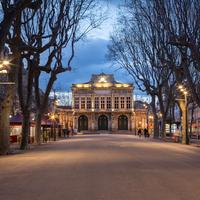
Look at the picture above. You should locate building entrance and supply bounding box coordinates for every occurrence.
[118,115,128,130]
[98,115,108,130]
[78,115,88,131]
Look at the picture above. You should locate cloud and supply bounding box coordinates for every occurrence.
[72,38,108,67]
[39,0,147,97]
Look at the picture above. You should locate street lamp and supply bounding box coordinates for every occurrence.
[143,103,149,131]
[0,59,15,85]
[177,85,189,145]
[50,113,57,141]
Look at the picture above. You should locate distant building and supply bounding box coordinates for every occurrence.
[71,73,134,133]
[49,92,72,106]
[134,100,154,134]
[56,105,73,129]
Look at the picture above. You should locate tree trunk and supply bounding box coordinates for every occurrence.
[35,112,42,144]
[151,95,159,138]
[161,116,166,138]
[0,62,18,154]
[20,111,30,150]
[189,103,195,136]
[0,101,11,154]
[153,113,159,138]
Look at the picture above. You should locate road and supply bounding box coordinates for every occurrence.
[0,134,200,200]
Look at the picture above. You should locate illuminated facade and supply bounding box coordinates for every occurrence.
[72,73,134,133]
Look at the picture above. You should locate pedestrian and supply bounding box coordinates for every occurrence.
[71,127,74,136]
[138,129,142,138]
[67,129,70,138]
[144,128,149,138]
[173,128,180,143]
[63,129,66,138]
[144,128,147,138]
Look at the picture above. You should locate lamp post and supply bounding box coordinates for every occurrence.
[178,85,189,145]
[50,113,56,141]
[143,103,150,131]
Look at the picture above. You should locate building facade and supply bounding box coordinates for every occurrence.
[72,73,134,133]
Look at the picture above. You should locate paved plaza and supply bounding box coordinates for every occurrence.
[0,134,200,200]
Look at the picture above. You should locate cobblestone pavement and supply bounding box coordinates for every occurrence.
[0,134,200,200]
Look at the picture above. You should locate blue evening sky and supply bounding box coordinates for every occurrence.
[41,0,147,99]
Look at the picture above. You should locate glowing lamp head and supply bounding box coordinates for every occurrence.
[178,85,183,89]
[2,60,10,66]
[50,114,56,120]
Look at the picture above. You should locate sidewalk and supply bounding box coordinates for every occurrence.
[151,136,200,147]
[9,137,69,154]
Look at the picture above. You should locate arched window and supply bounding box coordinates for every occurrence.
[118,115,128,130]
[78,115,88,131]
[98,115,108,130]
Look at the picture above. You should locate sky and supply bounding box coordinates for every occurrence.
[41,0,147,99]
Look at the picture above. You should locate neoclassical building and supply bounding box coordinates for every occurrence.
[72,73,134,133]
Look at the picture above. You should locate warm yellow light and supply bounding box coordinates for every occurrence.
[99,77,107,83]
[83,84,90,88]
[50,114,56,120]
[0,70,8,74]
[76,84,83,88]
[115,84,122,87]
[95,83,110,88]
[184,91,188,95]
[178,85,183,89]
[2,60,10,65]
[0,64,3,68]
[123,84,129,87]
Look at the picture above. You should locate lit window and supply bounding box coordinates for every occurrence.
[115,97,119,109]
[87,97,91,109]
[126,97,131,109]
[74,97,79,109]
[107,97,111,109]
[81,97,85,109]
[121,97,125,109]
[95,97,99,109]
[101,97,105,109]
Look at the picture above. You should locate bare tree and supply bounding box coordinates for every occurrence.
[154,0,200,106]
[10,0,104,149]
[0,0,41,51]
[0,1,41,154]
[108,0,177,137]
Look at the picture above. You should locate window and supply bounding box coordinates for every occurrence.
[107,97,111,109]
[81,97,85,109]
[126,97,131,109]
[87,97,91,109]
[74,97,79,109]
[95,97,99,109]
[114,97,119,109]
[101,97,105,109]
[121,97,125,109]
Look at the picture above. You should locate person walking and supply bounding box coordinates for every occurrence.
[144,128,149,138]
[138,129,142,138]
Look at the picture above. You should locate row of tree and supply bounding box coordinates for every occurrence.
[0,0,103,154]
[108,0,200,137]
